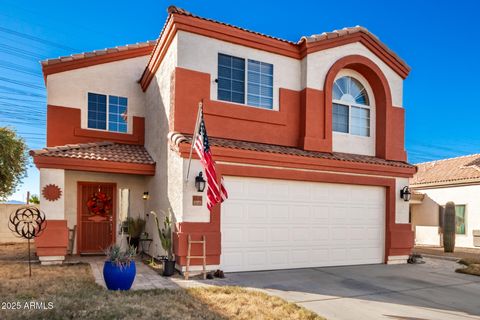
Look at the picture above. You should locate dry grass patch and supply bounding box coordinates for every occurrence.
[0,262,323,320]
[189,286,323,320]
[0,242,33,261]
[456,258,480,276]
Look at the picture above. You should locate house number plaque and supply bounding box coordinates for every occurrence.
[192,195,203,206]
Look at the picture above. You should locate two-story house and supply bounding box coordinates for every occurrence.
[31,6,416,272]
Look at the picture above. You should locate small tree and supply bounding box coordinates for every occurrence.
[29,194,40,204]
[0,127,28,201]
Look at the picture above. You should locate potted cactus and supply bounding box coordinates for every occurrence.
[150,210,175,276]
[443,201,456,253]
[126,216,146,250]
[103,245,137,290]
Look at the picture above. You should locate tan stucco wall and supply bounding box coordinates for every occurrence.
[47,56,149,134]
[415,185,480,248]
[411,194,441,246]
[302,42,403,107]
[411,195,440,227]
[143,34,178,257]
[0,204,38,243]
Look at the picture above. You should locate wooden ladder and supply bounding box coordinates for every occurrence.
[185,234,206,280]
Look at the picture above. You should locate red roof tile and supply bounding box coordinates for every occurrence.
[411,154,480,186]
[167,6,296,44]
[41,40,156,66]
[169,132,414,169]
[29,142,154,165]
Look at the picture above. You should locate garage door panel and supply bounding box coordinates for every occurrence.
[269,204,289,221]
[292,205,311,219]
[288,183,312,202]
[222,202,245,222]
[269,182,290,200]
[270,227,290,242]
[221,177,385,272]
[270,250,288,266]
[247,203,268,221]
[248,181,269,199]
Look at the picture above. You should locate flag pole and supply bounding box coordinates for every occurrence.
[186,100,203,182]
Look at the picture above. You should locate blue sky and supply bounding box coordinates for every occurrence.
[1,0,479,201]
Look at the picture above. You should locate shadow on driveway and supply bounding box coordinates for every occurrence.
[223,258,480,320]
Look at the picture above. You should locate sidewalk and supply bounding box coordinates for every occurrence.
[414,246,480,261]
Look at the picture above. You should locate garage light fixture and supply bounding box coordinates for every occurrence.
[400,186,411,202]
[195,172,206,192]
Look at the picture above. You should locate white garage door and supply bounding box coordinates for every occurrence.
[221,176,385,272]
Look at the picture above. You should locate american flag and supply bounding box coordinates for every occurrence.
[194,108,228,210]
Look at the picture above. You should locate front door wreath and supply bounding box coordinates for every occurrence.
[86,191,112,216]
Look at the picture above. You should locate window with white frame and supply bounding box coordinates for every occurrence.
[332,76,370,136]
[87,92,128,133]
[217,53,273,109]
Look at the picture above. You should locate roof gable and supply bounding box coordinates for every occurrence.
[140,6,410,91]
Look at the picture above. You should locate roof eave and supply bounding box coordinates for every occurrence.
[31,154,156,176]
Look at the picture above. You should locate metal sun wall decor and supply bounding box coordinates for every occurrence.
[8,206,47,277]
[42,184,62,201]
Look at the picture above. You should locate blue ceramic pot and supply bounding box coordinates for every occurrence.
[103,261,136,290]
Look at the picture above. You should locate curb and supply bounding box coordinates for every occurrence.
[418,253,460,262]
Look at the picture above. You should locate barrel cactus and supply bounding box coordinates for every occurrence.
[444,201,456,253]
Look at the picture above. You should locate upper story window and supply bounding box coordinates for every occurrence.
[88,93,128,133]
[332,76,370,137]
[217,53,273,109]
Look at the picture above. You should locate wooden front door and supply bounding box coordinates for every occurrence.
[77,182,116,254]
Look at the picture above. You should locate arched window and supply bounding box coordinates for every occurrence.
[332,76,370,137]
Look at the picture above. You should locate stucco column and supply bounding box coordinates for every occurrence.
[386,178,414,264]
[35,168,68,264]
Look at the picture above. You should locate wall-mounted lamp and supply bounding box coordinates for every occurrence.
[400,186,411,202]
[195,172,206,192]
[142,192,149,200]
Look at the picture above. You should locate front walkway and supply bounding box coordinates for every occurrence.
[71,256,229,290]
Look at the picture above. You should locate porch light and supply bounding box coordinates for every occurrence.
[400,186,411,202]
[142,192,149,200]
[195,172,206,192]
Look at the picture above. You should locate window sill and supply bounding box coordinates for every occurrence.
[213,98,277,112]
[74,127,140,143]
[333,132,372,139]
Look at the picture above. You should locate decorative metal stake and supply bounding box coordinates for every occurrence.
[8,206,47,277]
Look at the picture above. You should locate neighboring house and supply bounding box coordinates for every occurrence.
[30,6,416,271]
[411,155,480,248]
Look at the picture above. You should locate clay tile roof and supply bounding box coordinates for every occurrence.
[29,142,155,165]
[301,26,373,43]
[166,6,296,45]
[300,26,408,68]
[411,154,480,186]
[168,132,414,169]
[41,40,157,66]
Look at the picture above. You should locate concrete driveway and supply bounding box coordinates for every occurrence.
[225,258,480,319]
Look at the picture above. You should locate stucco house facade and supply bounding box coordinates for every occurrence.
[31,6,416,272]
[411,154,480,248]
